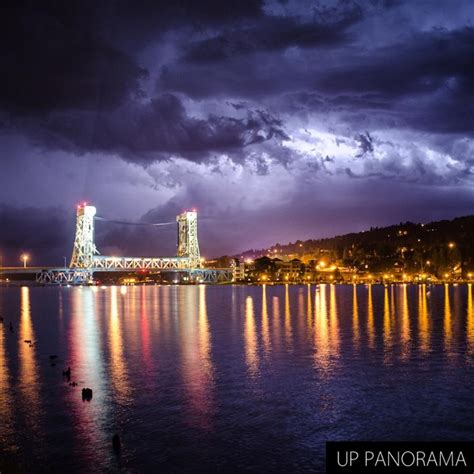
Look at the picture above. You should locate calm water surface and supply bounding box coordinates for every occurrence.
[1,283,474,472]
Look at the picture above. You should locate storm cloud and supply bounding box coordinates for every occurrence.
[0,0,473,263]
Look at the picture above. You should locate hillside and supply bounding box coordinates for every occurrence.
[234,215,474,276]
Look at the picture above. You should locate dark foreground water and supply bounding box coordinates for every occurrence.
[1,283,474,472]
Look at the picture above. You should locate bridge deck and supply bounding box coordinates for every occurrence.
[0,267,65,273]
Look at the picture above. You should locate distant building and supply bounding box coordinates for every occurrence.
[230,258,245,281]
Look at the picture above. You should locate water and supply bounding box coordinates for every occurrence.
[0,283,474,472]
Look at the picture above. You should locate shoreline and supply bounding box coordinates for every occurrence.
[0,280,472,288]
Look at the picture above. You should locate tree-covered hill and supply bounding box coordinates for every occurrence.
[237,215,474,277]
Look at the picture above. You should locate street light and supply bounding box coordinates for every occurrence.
[21,254,29,268]
[448,242,455,249]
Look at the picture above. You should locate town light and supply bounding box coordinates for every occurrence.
[21,254,29,268]
[448,242,455,249]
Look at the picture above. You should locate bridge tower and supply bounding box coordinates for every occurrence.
[176,210,201,267]
[70,204,99,268]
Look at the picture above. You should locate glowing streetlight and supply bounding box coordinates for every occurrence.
[448,242,455,249]
[21,254,29,268]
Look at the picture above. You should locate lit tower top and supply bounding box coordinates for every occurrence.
[176,210,200,267]
[70,203,99,268]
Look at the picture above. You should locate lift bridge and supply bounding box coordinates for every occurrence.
[33,204,231,284]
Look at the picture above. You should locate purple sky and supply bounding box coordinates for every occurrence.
[1,0,473,265]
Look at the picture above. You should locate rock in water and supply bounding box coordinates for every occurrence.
[81,388,93,401]
[112,434,121,452]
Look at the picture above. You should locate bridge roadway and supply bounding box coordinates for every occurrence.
[0,266,62,273]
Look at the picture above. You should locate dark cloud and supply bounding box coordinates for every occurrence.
[161,24,474,134]
[313,27,474,133]
[0,0,264,115]
[319,27,474,96]
[0,2,147,115]
[183,7,362,63]
[355,132,374,157]
[0,205,73,266]
[19,94,288,162]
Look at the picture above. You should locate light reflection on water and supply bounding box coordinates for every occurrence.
[108,286,131,405]
[468,284,474,358]
[0,283,474,472]
[245,295,259,378]
[261,285,271,356]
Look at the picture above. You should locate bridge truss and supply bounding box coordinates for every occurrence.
[36,269,93,285]
[92,256,193,271]
[31,204,231,284]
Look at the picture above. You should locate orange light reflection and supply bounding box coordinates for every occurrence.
[245,296,259,377]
